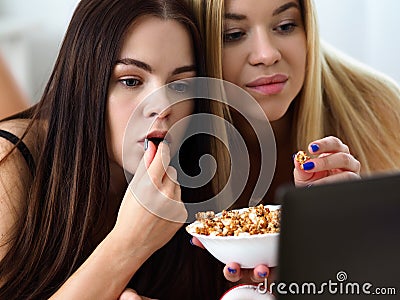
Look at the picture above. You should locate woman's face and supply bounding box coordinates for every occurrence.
[107,16,196,174]
[222,0,306,121]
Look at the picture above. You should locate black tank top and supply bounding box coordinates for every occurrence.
[0,129,35,175]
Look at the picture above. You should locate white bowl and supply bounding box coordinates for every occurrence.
[220,284,275,300]
[186,205,280,268]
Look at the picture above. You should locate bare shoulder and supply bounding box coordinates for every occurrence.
[0,118,42,162]
[0,118,40,199]
[0,119,38,260]
[0,118,35,143]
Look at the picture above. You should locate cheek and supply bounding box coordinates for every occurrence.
[222,49,243,83]
[181,100,194,118]
[168,101,194,153]
[106,94,141,164]
[172,100,194,121]
[289,37,307,84]
[108,103,131,140]
[106,106,125,163]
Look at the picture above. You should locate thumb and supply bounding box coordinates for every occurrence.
[144,140,157,169]
[119,288,141,300]
[129,140,157,183]
[293,156,313,184]
[190,236,205,249]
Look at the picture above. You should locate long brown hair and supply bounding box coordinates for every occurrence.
[0,0,228,298]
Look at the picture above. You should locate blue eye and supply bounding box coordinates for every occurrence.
[168,81,190,93]
[275,22,297,34]
[223,31,245,43]
[120,78,141,87]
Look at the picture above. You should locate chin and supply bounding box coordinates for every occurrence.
[260,102,292,122]
[263,110,287,122]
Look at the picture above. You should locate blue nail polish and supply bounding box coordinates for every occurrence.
[292,153,296,160]
[258,272,268,278]
[144,138,149,151]
[302,161,315,171]
[189,238,194,246]
[228,267,237,274]
[310,144,319,153]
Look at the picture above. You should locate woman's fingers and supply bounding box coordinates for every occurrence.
[146,141,171,186]
[140,141,179,200]
[118,288,157,300]
[294,136,361,187]
[308,136,350,155]
[190,236,205,249]
[118,288,142,300]
[300,152,361,174]
[308,171,361,185]
[293,156,314,182]
[144,140,157,169]
[319,152,360,174]
[131,140,158,184]
[223,263,242,282]
[252,264,270,282]
[223,263,270,283]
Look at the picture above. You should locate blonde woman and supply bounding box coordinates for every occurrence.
[187,0,400,285]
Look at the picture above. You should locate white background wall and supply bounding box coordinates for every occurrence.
[0,0,79,102]
[1,0,399,102]
[315,0,400,84]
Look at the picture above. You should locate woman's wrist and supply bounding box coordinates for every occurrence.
[107,226,154,267]
[50,230,152,299]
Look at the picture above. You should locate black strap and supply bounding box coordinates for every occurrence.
[0,129,36,176]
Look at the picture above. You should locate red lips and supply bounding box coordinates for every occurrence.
[246,74,288,87]
[144,130,168,149]
[246,74,288,96]
[146,130,167,140]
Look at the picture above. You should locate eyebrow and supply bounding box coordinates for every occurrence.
[116,58,152,73]
[224,12,246,21]
[172,65,197,75]
[224,1,300,20]
[272,1,300,16]
[115,58,196,75]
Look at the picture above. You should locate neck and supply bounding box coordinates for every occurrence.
[229,106,295,206]
[265,106,295,203]
[270,106,294,151]
[89,161,126,247]
[108,161,127,201]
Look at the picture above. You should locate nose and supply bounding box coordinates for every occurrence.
[142,86,173,119]
[248,28,281,67]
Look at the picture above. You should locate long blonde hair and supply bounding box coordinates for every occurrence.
[186,0,400,174]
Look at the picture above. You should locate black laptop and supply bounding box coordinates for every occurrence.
[275,173,400,299]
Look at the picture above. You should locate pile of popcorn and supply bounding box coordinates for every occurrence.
[188,204,281,237]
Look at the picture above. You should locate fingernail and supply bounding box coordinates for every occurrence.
[144,138,149,151]
[292,153,297,160]
[258,272,268,278]
[189,238,194,246]
[310,144,319,153]
[228,267,237,274]
[162,139,170,145]
[302,161,315,171]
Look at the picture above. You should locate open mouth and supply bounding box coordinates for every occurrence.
[147,137,164,146]
[144,137,169,150]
